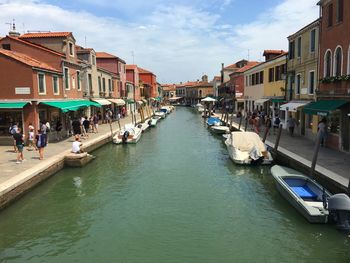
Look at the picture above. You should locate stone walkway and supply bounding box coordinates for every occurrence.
[0,114,140,185]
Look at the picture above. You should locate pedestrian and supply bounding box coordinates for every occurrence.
[55,120,63,141]
[9,122,19,152]
[13,128,25,164]
[254,115,260,134]
[93,114,99,133]
[265,116,272,135]
[83,116,90,136]
[27,124,36,151]
[273,115,281,135]
[287,114,297,137]
[72,135,84,154]
[318,118,328,147]
[80,116,87,138]
[35,129,47,160]
[72,118,81,137]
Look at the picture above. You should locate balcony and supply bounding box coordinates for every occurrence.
[318,80,350,98]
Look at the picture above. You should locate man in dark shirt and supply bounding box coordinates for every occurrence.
[83,116,90,135]
[72,119,81,136]
[13,128,24,164]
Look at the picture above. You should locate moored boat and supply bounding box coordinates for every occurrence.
[225,131,273,165]
[271,165,331,223]
[113,124,142,144]
[149,116,161,127]
[154,111,166,119]
[206,117,221,126]
[210,125,230,134]
[137,120,150,132]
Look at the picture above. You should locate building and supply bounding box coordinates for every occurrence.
[212,76,221,98]
[161,84,177,100]
[186,75,214,105]
[138,67,157,99]
[306,0,350,152]
[285,19,320,138]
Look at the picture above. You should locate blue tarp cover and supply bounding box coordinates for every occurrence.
[290,185,317,199]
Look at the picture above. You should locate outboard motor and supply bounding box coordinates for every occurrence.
[328,193,350,232]
[122,131,130,143]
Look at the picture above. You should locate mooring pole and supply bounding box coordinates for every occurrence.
[347,180,350,196]
[244,117,248,131]
[274,124,283,151]
[229,113,233,129]
[262,126,270,143]
[310,130,322,178]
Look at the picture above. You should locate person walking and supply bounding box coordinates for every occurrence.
[287,114,297,137]
[35,129,47,160]
[9,122,19,152]
[13,128,25,164]
[273,116,281,135]
[254,115,260,134]
[93,114,99,133]
[55,120,63,141]
[83,116,90,137]
[27,124,36,151]
[318,118,328,147]
[265,116,272,135]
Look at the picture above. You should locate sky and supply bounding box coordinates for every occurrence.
[0,0,319,83]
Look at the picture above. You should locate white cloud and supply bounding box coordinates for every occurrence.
[0,0,319,83]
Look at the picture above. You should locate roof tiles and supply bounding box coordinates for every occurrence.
[19,32,72,38]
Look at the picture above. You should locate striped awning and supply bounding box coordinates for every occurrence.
[108,99,125,106]
[91,98,112,106]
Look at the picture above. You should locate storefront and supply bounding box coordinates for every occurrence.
[108,99,126,118]
[279,101,310,133]
[91,98,112,123]
[303,100,350,151]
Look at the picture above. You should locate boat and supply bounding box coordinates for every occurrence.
[271,165,350,228]
[113,124,142,144]
[206,117,221,126]
[154,111,166,119]
[210,125,230,134]
[195,103,205,113]
[161,106,174,113]
[149,116,161,127]
[222,134,230,140]
[159,107,169,114]
[137,120,150,132]
[224,131,273,165]
[271,165,331,223]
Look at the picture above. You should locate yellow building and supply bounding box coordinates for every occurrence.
[284,19,319,137]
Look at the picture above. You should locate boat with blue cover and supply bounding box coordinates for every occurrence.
[206,117,221,127]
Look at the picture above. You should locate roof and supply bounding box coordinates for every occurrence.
[223,63,239,70]
[0,48,61,73]
[19,32,72,39]
[287,18,320,40]
[4,36,65,57]
[96,52,117,59]
[76,45,94,53]
[234,62,261,73]
[138,67,154,75]
[126,64,138,70]
[214,76,221,80]
[263,50,286,56]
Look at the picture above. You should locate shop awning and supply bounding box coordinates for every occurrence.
[40,100,101,113]
[126,99,135,104]
[169,97,182,101]
[108,99,125,106]
[91,98,112,106]
[303,100,349,116]
[271,98,285,103]
[0,101,29,109]
[137,100,143,105]
[255,98,270,105]
[280,101,310,112]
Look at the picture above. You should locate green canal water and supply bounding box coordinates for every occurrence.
[0,107,350,263]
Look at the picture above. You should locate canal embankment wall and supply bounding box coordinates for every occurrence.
[0,112,152,211]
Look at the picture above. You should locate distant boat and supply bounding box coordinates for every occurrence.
[113,124,142,144]
[210,125,230,134]
[225,131,273,165]
[154,111,166,119]
[206,117,221,126]
[137,120,150,132]
[195,103,205,113]
[149,116,161,127]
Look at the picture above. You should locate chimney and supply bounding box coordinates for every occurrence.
[202,74,208,83]
[221,63,224,83]
[8,20,20,37]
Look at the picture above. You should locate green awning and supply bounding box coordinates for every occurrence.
[303,100,349,116]
[271,98,285,103]
[40,100,101,113]
[0,102,29,109]
[126,99,135,104]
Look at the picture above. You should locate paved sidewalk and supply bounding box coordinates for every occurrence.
[222,114,350,188]
[0,114,139,185]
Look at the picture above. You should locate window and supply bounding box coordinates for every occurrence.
[309,71,315,94]
[336,0,344,23]
[118,62,121,73]
[297,37,301,58]
[92,55,96,66]
[334,46,343,76]
[98,76,102,93]
[259,71,264,84]
[310,29,316,53]
[249,75,252,86]
[275,66,281,81]
[289,41,295,59]
[69,42,74,56]
[108,79,112,92]
[324,50,332,77]
[76,71,81,90]
[296,74,301,95]
[64,67,70,90]
[53,75,59,95]
[88,74,92,92]
[2,44,10,50]
[38,73,46,94]
[328,4,333,27]
[102,78,106,92]
[269,68,274,82]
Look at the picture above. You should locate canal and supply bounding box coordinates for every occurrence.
[0,107,349,262]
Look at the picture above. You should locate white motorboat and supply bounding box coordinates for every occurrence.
[225,131,273,165]
[154,111,166,119]
[210,125,230,134]
[161,106,174,113]
[195,103,205,113]
[149,116,161,127]
[137,120,150,132]
[113,124,142,144]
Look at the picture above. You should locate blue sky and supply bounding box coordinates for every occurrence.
[0,0,319,83]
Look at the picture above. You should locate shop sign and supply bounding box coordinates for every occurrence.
[15,87,31,95]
